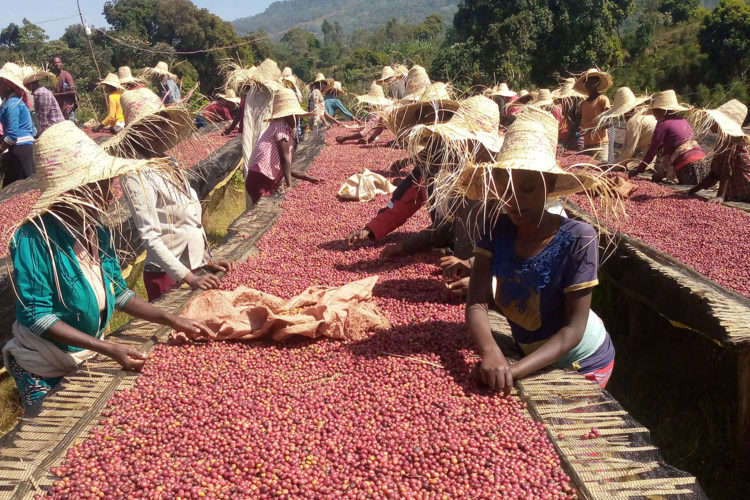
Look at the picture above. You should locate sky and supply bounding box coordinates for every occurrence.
[6,0,276,40]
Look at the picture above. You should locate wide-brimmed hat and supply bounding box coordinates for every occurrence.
[409,95,504,155]
[402,65,431,101]
[267,88,313,120]
[457,106,600,201]
[217,88,241,104]
[650,90,690,112]
[596,87,650,125]
[573,68,613,94]
[22,65,55,85]
[375,66,396,84]
[250,59,281,91]
[224,64,256,93]
[384,82,460,137]
[143,61,177,80]
[102,87,193,157]
[552,78,585,100]
[12,121,178,228]
[534,89,554,107]
[513,90,536,105]
[332,81,346,95]
[281,67,294,78]
[0,62,30,96]
[356,82,392,107]
[487,83,517,98]
[282,76,301,95]
[97,72,125,91]
[697,99,748,138]
[310,72,327,88]
[117,66,141,85]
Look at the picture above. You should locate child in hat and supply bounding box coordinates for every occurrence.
[92,73,125,134]
[335,82,391,144]
[461,107,616,392]
[307,74,341,130]
[688,99,750,203]
[3,121,214,407]
[324,80,361,123]
[143,61,181,105]
[574,68,612,162]
[245,88,322,209]
[0,62,35,186]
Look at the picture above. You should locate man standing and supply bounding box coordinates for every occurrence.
[50,56,78,122]
[23,67,64,136]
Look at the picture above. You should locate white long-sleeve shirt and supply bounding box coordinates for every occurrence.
[617,113,657,164]
[123,171,207,282]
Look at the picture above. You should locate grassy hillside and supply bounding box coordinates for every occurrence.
[232,0,458,38]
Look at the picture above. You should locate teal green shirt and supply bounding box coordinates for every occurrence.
[10,214,135,352]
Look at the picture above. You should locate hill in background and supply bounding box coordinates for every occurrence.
[232,0,459,38]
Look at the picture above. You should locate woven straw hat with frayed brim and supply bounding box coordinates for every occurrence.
[356,82,392,107]
[97,72,125,91]
[573,68,613,94]
[650,89,690,112]
[250,59,282,91]
[401,65,431,102]
[552,78,585,99]
[118,66,142,85]
[143,61,177,80]
[22,66,55,85]
[387,82,460,133]
[217,88,241,104]
[0,62,30,97]
[488,82,517,98]
[266,88,313,121]
[376,66,396,84]
[698,99,748,137]
[310,72,327,88]
[224,64,256,94]
[410,95,504,155]
[13,121,177,228]
[458,106,600,201]
[596,87,650,125]
[102,87,193,157]
[533,89,554,108]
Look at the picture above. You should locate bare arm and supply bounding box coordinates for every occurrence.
[510,289,591,380]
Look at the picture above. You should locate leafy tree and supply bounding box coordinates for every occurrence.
[0,23,20,49]
[698,0,750,78]
[431,39,481,89]
[659,0,700,24]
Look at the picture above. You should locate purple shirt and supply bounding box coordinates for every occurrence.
[642,116,704,168]
[32,86,64,134]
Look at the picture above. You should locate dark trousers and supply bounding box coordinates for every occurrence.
[2,143,34,187]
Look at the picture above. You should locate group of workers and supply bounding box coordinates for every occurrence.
[0,55,747,408]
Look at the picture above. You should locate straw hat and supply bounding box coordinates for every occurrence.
[573,68,613,94]
[410,95,504,155]
[282,76,301,94]
[97,73,125,91]
[552,78,585,99]
[281,67,294,78]
[15,121,176,225]
[534,89,554,107]
[310,73,327,87]
[144,61,177,80]
[117,66,140,85]
[402,65,431,101]
[650,90,689,112]
[267,88,313,120]
[356,82,392,107]
[458,106,600,201]
[102,87,193,156]
[387,82,460,135]
[700,99,748,137]
[217,88,241,104]
[514,90,536,105]
[224,64,256,93]
[376,66,396,84]
[250,59,282,91]
[596,87,650,124]
[488,83,517,98]
[0,62,30,96]
[332,81,346,95]
[22,66,55,85]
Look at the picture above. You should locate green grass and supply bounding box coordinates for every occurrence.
[0,376,22,435]
[202,169,247,248]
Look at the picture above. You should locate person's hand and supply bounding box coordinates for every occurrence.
[477,350,514,396]
[444,277,470,298]
[206,260,237,274]
[443,260,472,282]
[108,344,148,372]
[687,186,701,196]
[380,243,405,259]
[169,314,216,340]
[346,228,372,246]
[222,128,231,136]
[707,196,724,204]
[183,271,221,290]
[627,168,639,179]
[438,255,462,269]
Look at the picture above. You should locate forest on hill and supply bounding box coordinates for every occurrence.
[1,0,748,122]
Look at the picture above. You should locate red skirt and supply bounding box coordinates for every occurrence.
[582,359,615,388]
[245,169,284,205]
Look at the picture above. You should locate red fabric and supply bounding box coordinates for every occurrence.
[365,183,426,239]
[583,359,614,388]
[201,102,234,122]
[143,270,178,302]
[245,168,284,204]
[674,149,706,171]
